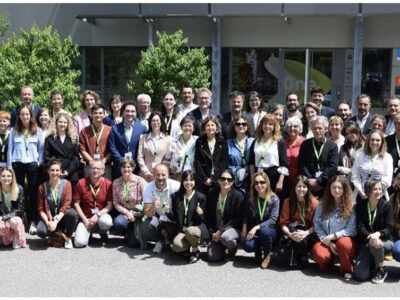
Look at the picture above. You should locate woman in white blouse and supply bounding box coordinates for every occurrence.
[351,129,393,200]
[249,114,289,199]
[164,115,197,181]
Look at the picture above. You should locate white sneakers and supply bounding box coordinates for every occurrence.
[29,224,37,235]
[64,239,73,249]
[344,273,353,280]
[153,241,163,254]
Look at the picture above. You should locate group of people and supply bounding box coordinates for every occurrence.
[1,84,400,284]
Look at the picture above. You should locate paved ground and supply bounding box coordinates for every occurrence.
[2,233,400,297]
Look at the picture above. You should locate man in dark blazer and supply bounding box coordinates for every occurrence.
[385,112,400,182]
[10,85,40,127]
[348,94,373,135]
[187,87,223,136]
[109,101,147,178]
[298,115,338,197]
[221,90,254,138]
[310,86,335,119]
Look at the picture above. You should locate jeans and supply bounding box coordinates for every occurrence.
[113,214,140,247]
[37,209,78,238]
[242,226,277,255]
[207,228,239,262]
[392,239,400,262]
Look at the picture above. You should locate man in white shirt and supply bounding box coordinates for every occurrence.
[178,84,198,116]
[142,163,180,253]
[349,94,373,135]
[385,96,400,136]
[137,94,152,130]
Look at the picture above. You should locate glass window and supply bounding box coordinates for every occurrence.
[85,47,101,91]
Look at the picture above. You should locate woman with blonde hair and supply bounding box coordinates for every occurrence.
[44,112,80,190]
[241,171,280,269]
[313,175,357,280]
[0,167,26,249]
[249,114,288,199]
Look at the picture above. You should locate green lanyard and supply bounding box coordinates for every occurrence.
[151,133,159,161]
[122,180,130,205]
[90,183,101,207]
[91,124,104,154]
[50,185,59,214]
[297,202,306,225]
[183,190,195,224]
[218,193,227,217]
[395,137,400,167]
[359,117,367,131]
[24,134,31,154]
[367,201,377,227]
[312,138,325,171]
[180,136,194,168]
[0,132,9,161]
[164,115,173,133]
[257,197,268,221]
[259,137,272,165]
[156,189,167,205]
[368,155,378,177]
[2,191,11,212]
[208,138,215,155]
[236,137,247,166]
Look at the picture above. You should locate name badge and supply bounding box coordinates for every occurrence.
[91,208,99,215]
[124,152,132,159]
[315,171,323,178]
[159,215,168,222]
[93,154,100,159]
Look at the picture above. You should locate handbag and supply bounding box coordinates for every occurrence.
[50,229,68,248]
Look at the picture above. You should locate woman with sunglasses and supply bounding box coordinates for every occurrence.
[313,175,357,280]
[249,114,289,201]
[227,115,254,197]
[241,172,279,269]
[279,175,319,268]
[0,167,26,249]
[194,115,228,196]
[206,169,244,262]
[37,158,78,248]
[167,170,207,263]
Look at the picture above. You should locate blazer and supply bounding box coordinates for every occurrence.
[349,114,373,135]
[37,179,72,220]
[385,133,400,177]
[221,111,254,139]
[205,186,244,234]
[298,138,338,187]
[108,121,147,177]
[44,135,80,184]
[390,191,400,237]
[355,197,393,243]
[0,184,25,221]
[187,107,223,136]
[321,106,336,119]
[167,190,208,238]
[245,194,280,230]
[194,133,228,186]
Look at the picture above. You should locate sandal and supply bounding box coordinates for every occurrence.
[188,251,200,264]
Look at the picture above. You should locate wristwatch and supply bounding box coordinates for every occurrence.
[96,211,102,218]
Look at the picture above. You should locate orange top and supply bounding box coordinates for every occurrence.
[279,196,319,229]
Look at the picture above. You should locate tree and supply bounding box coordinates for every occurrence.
[0,24,81,113]
[0,11,10,37]
[127,30,210,109]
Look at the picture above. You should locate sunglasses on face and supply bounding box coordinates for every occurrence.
[219,176,234,182]
[235,122,247,127]
[254,180,266,186]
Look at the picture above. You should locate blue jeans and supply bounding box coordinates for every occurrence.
[242,226,277,254]
[392,239,400,262]
[114,214,140,247]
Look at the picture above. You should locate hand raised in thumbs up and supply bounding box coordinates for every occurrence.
[196,202,203,216]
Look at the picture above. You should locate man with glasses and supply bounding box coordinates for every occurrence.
[284,92,302,120]
[142,163,180,254]
[72,159,113,247]
[187,87,223,136]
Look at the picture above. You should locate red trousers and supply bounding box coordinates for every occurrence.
[312,236,357,274]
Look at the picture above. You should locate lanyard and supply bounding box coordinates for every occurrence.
[257,197,268,221]
[24,134,31,154]
[2,191,11,212]
[180,136,194,168]
[50,186,59,214]
[91,124,104,154]
[90,182,101,207]
[367,201,377,227]
[208,138,215,155]
[156,189,167,205]
[151,133,159,161]
[259,137,272,166]
[395,137,400,167]
[0,132,9,161]
[164,115,173,133]
[388,120,395,135]
[183,190,195,223]
[297,202,306,225]
[368,155,378,177]
[312,138,325,170]
[236,137,247,167]
[122,179,130,205]
[359,117,367,131]
[218,193,227,217]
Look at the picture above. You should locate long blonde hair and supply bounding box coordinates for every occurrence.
[47,112,77,143]
[0,167,19,201]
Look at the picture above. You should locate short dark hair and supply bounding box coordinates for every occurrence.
[181,84,194,94]
[337,100,351,110]
[310,86,325,96]
[91,103,106,114]
[50,90,63,100]
[230,90,245,100]
[121,101,138,114]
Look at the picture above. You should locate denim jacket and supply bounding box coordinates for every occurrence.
[7,127,44,166]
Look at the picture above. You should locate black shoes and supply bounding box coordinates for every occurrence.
[371,267,388,284]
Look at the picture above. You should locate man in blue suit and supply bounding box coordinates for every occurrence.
[109,101,147,178]
[310,86,335,120]
[10,85,40,127]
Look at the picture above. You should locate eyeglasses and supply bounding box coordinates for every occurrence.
[254,180,266,186]
[219,177,234,182]
[235,122,247,127]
